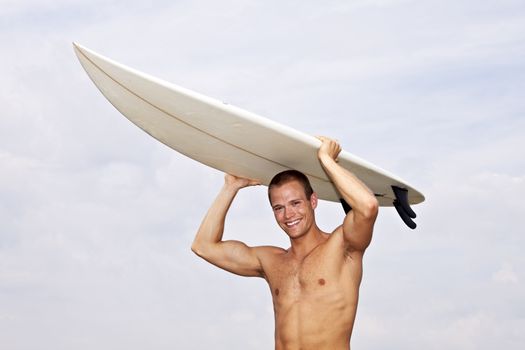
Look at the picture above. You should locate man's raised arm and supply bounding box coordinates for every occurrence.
[317,136,379,252]
[191,174,265,277]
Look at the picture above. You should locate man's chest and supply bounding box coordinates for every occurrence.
[264,248,351,298]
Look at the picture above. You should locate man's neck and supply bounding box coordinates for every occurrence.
[288,225,327,259]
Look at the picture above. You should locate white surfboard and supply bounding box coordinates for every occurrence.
[73,43,425,228]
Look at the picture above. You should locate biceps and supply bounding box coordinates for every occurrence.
[342,211,376,252]
[200,240,263,277]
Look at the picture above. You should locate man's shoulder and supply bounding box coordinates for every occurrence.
[253,245,289,266]
[253,245,287,256]
[252,246,287,278]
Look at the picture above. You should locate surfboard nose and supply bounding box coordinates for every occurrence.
[72,42,81,51]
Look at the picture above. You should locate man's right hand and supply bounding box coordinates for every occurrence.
[224,173,261,190]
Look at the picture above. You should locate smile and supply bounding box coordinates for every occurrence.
[285,219,301,227]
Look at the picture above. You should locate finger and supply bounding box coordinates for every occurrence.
[245,177,261,186]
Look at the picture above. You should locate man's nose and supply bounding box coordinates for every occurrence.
[284,206,295,219]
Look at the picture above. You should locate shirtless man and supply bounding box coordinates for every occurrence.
[191,136,379,349]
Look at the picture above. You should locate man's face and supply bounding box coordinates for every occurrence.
[269,180,318,239]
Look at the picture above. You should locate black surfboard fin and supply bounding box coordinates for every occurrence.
[340,188,419,229]
[392,186,417,229]
[340,198,352,214]
[394,201,417,229]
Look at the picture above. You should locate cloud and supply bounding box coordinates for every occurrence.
[493,262,519,284]
[1,0,525,349]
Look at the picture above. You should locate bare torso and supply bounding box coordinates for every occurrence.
[259,228,363,350]
[192,142,377,349]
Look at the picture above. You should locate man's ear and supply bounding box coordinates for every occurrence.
[310,192,318,209]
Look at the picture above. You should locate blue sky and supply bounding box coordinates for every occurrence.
[1,1,524,349]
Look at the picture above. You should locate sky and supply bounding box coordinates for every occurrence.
[1,0,524,349]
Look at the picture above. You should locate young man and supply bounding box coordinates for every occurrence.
[191,136,379,349]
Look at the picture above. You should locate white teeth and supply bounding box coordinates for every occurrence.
[286,219,300,227]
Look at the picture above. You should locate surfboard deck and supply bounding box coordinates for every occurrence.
[73,43,425,227]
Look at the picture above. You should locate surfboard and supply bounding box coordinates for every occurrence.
[73,43,424,228]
